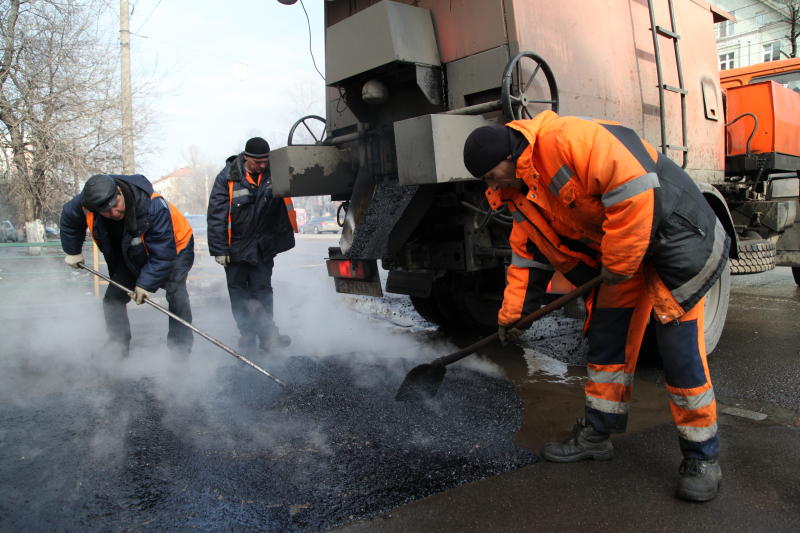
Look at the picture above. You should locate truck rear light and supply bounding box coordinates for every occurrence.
[326,258,370,280]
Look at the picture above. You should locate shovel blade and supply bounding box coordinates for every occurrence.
[395,363,447,401]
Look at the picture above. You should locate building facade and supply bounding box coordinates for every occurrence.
[715,0,797,70]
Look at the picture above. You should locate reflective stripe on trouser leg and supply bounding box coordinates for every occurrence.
[655,297,719,460]
[585,272,652,433]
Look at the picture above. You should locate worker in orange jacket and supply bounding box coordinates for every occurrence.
[463,111,731,502]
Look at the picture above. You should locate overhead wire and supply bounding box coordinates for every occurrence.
[299,0,325,81]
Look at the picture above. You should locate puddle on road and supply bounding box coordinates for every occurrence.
[473,341,675,453]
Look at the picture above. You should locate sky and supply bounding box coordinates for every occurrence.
[121,0,327,179]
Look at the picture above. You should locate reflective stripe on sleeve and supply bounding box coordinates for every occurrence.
[587,367,634,387]
[601,172,659,207]
[677,422,718,443]
[548,165,574,197]
[511,251,554,270]
[131,237,142,246]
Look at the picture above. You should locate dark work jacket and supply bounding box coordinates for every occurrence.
[60,174,185,291]
[206,153,295,265]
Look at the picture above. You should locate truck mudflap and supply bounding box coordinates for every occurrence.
[326,247,382,297]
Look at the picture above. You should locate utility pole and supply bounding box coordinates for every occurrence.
[119,0,135,173]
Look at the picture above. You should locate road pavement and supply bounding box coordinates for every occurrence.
[1,238,798,531]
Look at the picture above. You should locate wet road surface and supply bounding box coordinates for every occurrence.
[2,238,799,531]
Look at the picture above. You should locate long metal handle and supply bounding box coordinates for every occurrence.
[79,263,287,387]
[432,275,603,367]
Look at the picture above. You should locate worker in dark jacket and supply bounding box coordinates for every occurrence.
[60,174,195,356]
[463,111,731,502]
[206,137,297,352]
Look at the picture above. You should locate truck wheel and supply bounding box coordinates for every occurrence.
[411,270,503,336]
[729,238,776,274]
[409,295,451,328]
[703,263,731,355]
[793,267,800,286]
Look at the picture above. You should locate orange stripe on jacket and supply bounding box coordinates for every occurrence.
[283,197,298,233]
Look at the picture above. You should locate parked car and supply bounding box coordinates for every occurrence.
[45,225,59,239]
[0,220,18,243]
[184,214,207,237]
[301,216,340,234]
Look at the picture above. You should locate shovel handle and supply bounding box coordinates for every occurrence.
[78,263,287,387]
[432,275,603,367]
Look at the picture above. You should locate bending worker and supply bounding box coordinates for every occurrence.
[206,137,297,352]
[463,111,730,502]
[60,174,195,357]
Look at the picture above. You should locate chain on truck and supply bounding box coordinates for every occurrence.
[271,0,800,354]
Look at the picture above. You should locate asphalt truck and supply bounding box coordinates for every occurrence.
[271,0,800,354]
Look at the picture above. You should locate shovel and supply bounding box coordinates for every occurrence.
[78,263,287,388]
[395,275,602,401]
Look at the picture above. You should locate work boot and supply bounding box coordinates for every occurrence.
[258,328,291,352]
[238,333,257,351]
[540,418,614,462]
[676,458,722,502]
[101,339,129,359]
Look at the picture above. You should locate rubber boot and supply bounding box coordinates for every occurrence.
[676,458,722,502]
[540,418,614,462]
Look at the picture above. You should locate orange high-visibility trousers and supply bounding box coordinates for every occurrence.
[584,267,719,460]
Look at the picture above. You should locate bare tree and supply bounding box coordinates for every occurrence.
[775,0,800,58]
[0,0,147,225]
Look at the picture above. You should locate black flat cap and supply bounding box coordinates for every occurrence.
[244,137,270,158]
[82,174,118,212]
[463,124,513,178]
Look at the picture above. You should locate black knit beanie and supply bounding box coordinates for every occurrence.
[244,137,270,158]
[463,125,513,178]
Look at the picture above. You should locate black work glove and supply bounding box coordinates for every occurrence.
[498,324,524,346]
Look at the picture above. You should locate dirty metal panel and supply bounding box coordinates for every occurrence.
[394,114,492,185]
[419,0,508,63]
[326,1,441,85]
[270,146,354,198]
[446,45,509,109]
[327,86,359,134]
[508,0,724,179]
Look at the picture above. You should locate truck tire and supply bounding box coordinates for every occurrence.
[729,239,775,274]
[410,270,503,336]
[703,263,731,355]
[793,267,800,286]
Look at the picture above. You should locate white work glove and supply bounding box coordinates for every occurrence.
[214,255,230,267]
[132,286,152,305]
[64,253,84,269]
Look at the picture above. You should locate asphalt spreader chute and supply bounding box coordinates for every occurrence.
[78,263,287,388]
[395,276,603,402]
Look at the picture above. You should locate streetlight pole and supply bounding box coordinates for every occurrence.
[119,0,135,173]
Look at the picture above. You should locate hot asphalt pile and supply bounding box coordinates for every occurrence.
[0,354,536,532]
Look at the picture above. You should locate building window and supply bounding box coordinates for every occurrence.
[719,52,735,70]
[756,13,766,27]
[763,42,781,62]
[718,19,735,38]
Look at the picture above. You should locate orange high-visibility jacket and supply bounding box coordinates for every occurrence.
[489,111,730,326]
